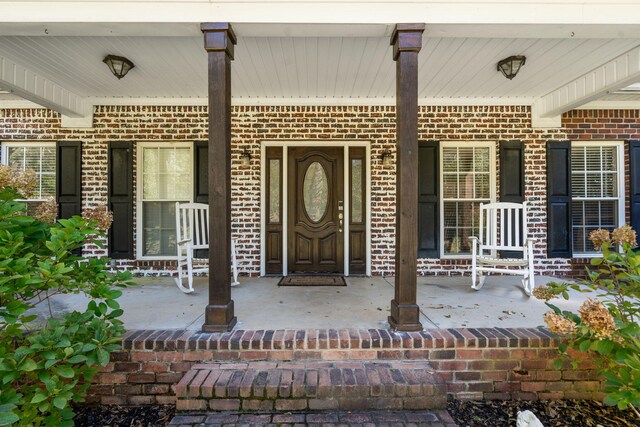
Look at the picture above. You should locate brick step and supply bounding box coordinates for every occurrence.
[175,360,446,412]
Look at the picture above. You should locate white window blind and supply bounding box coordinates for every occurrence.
[571,144,623,255]
[5,144,56,200]
[441,145,493,256]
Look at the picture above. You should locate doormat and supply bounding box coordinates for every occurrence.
[278,275,347,287]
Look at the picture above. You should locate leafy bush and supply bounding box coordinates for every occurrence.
[535,225,640,417]
[0,166,132,426]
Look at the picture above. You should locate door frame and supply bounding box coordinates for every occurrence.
[260,140,371,277]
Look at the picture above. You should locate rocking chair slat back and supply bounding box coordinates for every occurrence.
[175,202,238,293]
[469,202,536,296]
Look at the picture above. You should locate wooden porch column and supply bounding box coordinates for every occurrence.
[201,23,237,332]
[388,23,425,332]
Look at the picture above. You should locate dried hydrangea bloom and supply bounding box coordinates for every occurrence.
[579,299,618,340]
[589,229,611,251]
[0,164,37,199]
[611,224,637,248]
[532,285,555,301]
[544,311,577,335]
[82,205,113,232]
[33,198,58,224]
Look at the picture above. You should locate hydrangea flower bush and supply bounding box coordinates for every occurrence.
[534,225,640,417]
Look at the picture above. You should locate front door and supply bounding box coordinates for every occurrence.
[288,147,344,273]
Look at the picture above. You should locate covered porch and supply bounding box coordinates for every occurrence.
[40,275,587,331]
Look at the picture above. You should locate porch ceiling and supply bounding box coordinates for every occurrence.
[1,22,640,109]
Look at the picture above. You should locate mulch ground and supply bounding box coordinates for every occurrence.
[73,404,175,427]
[72,401,640,426]
[448,399,640,427]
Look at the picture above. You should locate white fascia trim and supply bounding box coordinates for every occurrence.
[577,100,640,110]
[0,55,89,118]
[537,44,640,118]
[3,2,640,26]
[88,96,535,107]
[0,99,44,109]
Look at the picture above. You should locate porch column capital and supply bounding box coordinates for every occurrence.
[391,23,425,60]
[201,23,237,58]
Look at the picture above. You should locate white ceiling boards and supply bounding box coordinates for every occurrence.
[0,1,639,117]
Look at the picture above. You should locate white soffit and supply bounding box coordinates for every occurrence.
[537,44,640,117]
[0,54,87,117]
[0,36,638,103]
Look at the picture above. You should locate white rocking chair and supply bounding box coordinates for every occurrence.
[175,202,239,294]
[468,202,536,296]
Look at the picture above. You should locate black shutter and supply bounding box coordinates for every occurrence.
[500,140,525,258]
[56,141,82,219]
[629,140,640,247]
[194,140,209,204]
[417,140,439,258]
[108,141,134,258]
[194,140,209,258]
[546,140,572,258]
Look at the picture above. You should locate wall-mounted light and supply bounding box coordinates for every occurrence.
[103,55,135,79]
[380,149,393,166]
[240,147,252,166]
[497,55,526,80]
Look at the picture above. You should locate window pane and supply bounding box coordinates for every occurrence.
[572,201,617,253]
[443,201,479,255]
[269,159,280,223]
[351,159,363,223]
[442,174,458,198]
[142,147,192,200]
[475,174,490,199]
[143,202,180,256]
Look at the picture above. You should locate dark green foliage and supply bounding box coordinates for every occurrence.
[0,187,132,426]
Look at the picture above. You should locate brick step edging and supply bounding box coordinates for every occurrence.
[175,360,446,412]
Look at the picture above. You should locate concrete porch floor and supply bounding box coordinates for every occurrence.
[41,275,588,331]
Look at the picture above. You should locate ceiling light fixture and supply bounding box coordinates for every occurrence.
[103,55,135,79]
[497,55,526,80]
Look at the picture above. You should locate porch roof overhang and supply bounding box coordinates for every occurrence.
[1,1,640,127]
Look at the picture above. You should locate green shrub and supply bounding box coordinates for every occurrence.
[535,225,640,418]
[0,167,132,426]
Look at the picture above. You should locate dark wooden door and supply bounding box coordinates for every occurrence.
[288,147,344,273]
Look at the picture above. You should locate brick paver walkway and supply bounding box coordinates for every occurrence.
[169,409,458,426]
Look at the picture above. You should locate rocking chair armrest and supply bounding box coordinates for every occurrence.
[177,238,192,246]
[525,238,536,245]
[468,236,479,244]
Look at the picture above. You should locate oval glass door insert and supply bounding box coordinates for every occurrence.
[303,162,329,222]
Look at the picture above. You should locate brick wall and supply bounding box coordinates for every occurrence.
[1,105,638,277]
[88,328,603,405]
